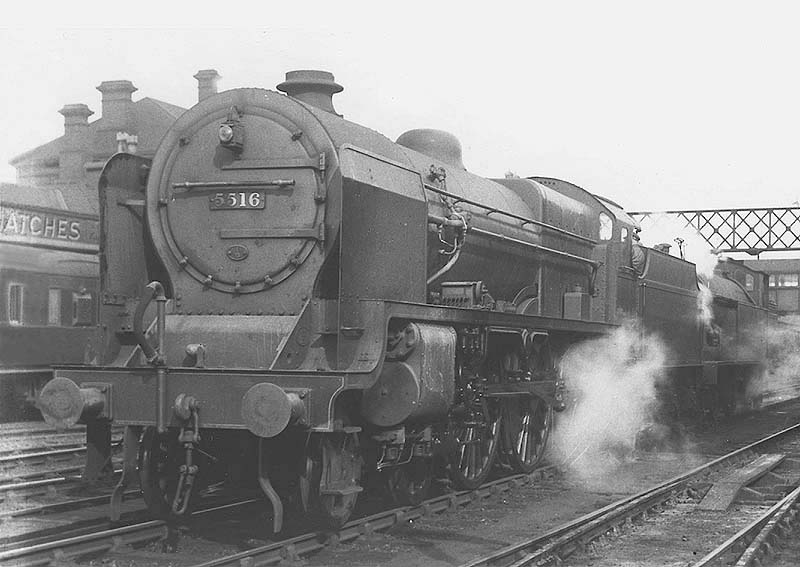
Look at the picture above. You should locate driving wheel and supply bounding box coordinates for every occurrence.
[504,395,552,473]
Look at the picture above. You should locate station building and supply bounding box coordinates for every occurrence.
[6,69,220,214]
[1,70,220,328]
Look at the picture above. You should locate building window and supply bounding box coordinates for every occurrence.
[769,273,799,288]
[48,288,62,326]
[8,283,23,324]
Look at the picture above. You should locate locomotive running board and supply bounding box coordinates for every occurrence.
[382,299,616,335]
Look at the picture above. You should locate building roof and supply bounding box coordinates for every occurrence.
[745,258,800,272]
[0,182,100,214]
[9,96,187,166]
[143,97,186,119]
[1,183,68,209]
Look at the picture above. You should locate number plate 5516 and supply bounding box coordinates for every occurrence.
[209,191,265,210]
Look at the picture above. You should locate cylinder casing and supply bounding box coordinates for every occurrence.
[361,323,456,427]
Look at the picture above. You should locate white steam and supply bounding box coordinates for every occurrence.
[549,322,668,483]
[697,282,714,326]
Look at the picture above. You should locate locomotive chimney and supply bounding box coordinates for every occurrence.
[194,69,221,102]
[277,70,343,115]
[96,80,137,130]
[58,103,93,182]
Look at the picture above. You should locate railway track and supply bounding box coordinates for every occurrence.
[0,435,123,516]
[693,484,800,566]
[0,437,122,477]
[1,443,92,468]
[0,423,124,448]
[457,423,800,567]
[0,465,555,566]
[0,466,123,510]
[0,422,84,439]
[4,420,800,566]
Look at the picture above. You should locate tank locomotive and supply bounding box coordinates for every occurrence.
[36,70,781,530]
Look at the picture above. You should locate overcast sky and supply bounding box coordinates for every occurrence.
[2,2,799,212]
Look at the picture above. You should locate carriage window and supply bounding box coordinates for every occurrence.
[599,212,613,241]
[73,291,93,327]
[48,288,62,326]
[745,274,755,291]
[8,283,23,325]
[769,274,799,288]
[620,227,628,242]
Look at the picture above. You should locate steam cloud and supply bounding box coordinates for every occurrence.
[697,282,714,326]
[547,322,670,484]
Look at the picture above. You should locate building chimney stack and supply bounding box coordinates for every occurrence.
[59,103,93,139]
[96,80,137,129]
[58,103,93,182]
[194,69,221,102]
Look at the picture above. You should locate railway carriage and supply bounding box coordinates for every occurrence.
[1,200,99,421]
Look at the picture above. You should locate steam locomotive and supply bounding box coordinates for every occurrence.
[36,70,784,530]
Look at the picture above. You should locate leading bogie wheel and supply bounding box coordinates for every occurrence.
[384,458,433,506]
[503,395,552,474]
[298,432,362,529]
[138,426,187,518]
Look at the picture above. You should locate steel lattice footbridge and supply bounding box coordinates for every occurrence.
[628,207,800,254]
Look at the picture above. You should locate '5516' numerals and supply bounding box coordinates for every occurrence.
[209,191,265,210]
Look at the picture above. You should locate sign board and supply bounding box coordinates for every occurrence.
[0,202,99,254]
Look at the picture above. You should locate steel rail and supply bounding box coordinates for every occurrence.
[457,421,800,567]
[0,427,83,440]
[692,484,800,567]
[0,424,123,441]
[0,498,259,565]
[0,475,71,495]
[0,520,169,566]
[0,445,86,462]
[0,488,137,521]
[0,465,83,487]
[0,467,122,500]
[0,437,122,465]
